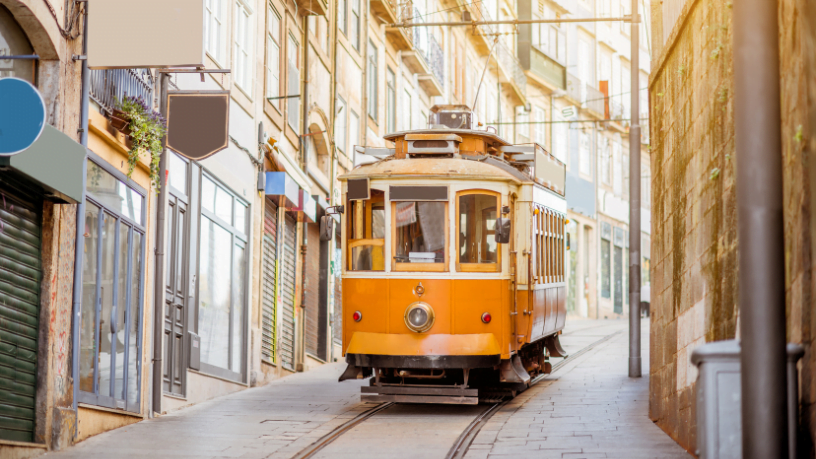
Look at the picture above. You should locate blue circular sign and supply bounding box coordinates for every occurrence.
[0,77,46,156]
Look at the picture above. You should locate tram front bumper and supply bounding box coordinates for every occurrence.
[344,332,502,369]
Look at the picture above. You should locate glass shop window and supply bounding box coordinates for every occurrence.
[347,189,385,271]
[457,192,499,272]
[393,201,447,271]
[79,159,145,413]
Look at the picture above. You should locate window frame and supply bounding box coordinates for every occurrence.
[368,40,378,121]
[350,0,361,51]
[335,96,347,154]
[205,0,226,65]
[391,200,449,273]
[345,190,386,272]
[287,33,300,132]
[233,1,254,95]
[196,171,251,383]
[266,4,282,111]
[455,190,501,273]
[386,67,396,134]
[78,154,147,414]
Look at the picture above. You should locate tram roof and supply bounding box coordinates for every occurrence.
[381,128,512,145]
[338,156,528,184]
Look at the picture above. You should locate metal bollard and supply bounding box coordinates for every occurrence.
[690,340,804,459]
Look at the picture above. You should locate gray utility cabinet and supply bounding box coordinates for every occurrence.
[691,340,804,459]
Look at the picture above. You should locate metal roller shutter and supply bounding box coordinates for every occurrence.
[304,225,319,358]
[332,241,342,348]
[0,177,42,443]
[261,200,278,363]
[279,213,297,371]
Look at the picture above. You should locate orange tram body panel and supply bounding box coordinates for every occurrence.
[335,106,568,404]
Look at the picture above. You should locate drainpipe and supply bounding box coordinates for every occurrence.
[328,0,339,362]
[302,17,310,168]
[152,73,169,416]
[734,0,788,455]
[627,0,641,378]
[71,2,90,440]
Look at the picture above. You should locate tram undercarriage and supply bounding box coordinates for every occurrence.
[340,334,569,405]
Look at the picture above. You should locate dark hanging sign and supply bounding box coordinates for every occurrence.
[166,91,230,161]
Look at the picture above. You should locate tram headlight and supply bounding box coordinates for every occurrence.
[404,302,435,333]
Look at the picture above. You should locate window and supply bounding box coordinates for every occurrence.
[613,139,622,195]
[335,97,347,154]
[351,0,361,51]
[368,40,378,120]
[552,111,568,164]
[79,159,145,412]
[339,0,347,36]
[601,237,611,299]
[234,2,253,93]
[0,6,35,83]
[516,108,529,144]
[402,89,412,131]
[533,106,546,146]
[600,135,611,185]
[532,206,565,284]
[386,67,396,134]
[350,110,360,164]
[579,131,591,176]
[287,34,300,132]
[578,38,591,84]
[347,189,385,271]
[457,191,500,272]
[198,175,249,380]
[393,200,448,271]
[205,0,225,63]
[266,6,281,109]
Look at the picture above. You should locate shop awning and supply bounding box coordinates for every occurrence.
[0,125,86,204]
[264,171,300,208]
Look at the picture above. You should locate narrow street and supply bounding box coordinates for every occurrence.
[42,320,689,459]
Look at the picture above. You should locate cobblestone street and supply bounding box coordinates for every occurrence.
[42,320,689,459]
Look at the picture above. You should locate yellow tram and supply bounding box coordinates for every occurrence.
[334,105,568,404]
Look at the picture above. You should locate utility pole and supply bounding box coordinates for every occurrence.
[734,0,788,455]
[627,0,642,378]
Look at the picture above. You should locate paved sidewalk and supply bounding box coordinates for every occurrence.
[44,362,368,459]
[466,320,691,459]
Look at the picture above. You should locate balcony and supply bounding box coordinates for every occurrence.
[496,39,527,104]
[402,11,444,96]
[585,84,605,118]
[90,68,155,115]
[566,72,582,105]
[386,2,415,51]
[371,0,398,25]
[529,46,566,90]
[295,0,328,16]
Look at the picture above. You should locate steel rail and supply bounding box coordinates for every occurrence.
[292,402,395,459]
[448,328,624,459]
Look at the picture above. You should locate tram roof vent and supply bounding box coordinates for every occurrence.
[405,133,462,156]
[428,104,473,130]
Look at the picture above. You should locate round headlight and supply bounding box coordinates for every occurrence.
[404,302,435,333]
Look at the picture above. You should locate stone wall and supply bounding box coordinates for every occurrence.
[649,0,816,455]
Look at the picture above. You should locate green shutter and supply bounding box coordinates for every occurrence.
[0,177,42,443]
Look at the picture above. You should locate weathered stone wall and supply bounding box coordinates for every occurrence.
[648,0,738,452]
[650,0,816,455]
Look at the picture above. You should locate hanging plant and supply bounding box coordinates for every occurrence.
[115,96,167,192]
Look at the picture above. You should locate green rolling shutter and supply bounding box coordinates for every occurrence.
[0,177,42,443]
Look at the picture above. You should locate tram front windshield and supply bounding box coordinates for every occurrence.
[394,201,446,264]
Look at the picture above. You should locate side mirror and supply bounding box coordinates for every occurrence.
[320,215,334,241]
[495,218,511,244]
[566,232,571,250]
[327,205,345,215]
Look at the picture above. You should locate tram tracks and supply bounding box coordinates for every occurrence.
[292,327,623,459]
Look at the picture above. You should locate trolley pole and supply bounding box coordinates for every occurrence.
[734,0,788,455]
[627,0,642,378]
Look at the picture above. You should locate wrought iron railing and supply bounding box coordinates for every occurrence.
[496,39,526,95]
[396,2,415,44]
[408,8,444,87]
[89,68,155,114]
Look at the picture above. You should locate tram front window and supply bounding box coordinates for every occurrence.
[348,190,385,271]
[394,201,446,265]
[457,192,499,271]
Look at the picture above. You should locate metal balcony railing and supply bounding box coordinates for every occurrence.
[409,9,444,86]
[90,68,155,114]
[496,39,526,95]
[396,2,415,45]
[586,84,605,116]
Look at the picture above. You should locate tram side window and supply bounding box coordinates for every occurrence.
[394,201,446,265]
[457,193,498,266]
[347,189,385,271]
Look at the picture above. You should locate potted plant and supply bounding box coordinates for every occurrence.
[109,106,131,134]
[116,95,167,192]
